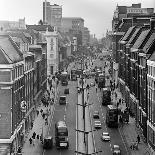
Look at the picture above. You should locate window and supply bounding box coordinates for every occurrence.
[50,66,54,75]
[50,38,54,51]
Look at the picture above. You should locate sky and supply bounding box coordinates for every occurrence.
[0,0,155,39]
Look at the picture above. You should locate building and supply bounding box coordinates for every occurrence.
[83,27,90,46]
[112,3,154,31]
[43,1,62,29]
[26,25,58,76]
[147,51,155,154]
[0,18,26,31]
[61,17,85,45]
[0,33,24,154]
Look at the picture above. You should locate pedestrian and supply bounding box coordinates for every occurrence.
[29,137,32,146]
[37,134,39,140]
[31,122,33,129]
[45,117,48,125]
[40,109,43,114]
[42,113,45,119]
[32,132,36,145]
[137,135,140,143]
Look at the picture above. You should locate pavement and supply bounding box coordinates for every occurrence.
[112,87,151,155]
[21,85,57,155]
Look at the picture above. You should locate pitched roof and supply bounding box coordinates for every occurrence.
[26,25,54,32]
[132,29,150,49]
[148,51,155,61]
[7,31,30,43]
[120,26,135,43]
[0,34,23,64]
[143,32,155,53]
[127,27,141,45]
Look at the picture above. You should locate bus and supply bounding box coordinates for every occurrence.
[55,121,69,149]
[106,105,118,128]
[71,69,77,81]
[102,88,111,105]
[95,69,102,83]
[61,72,69,86]
[98,73,105,88]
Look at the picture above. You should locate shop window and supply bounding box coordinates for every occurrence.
[50,66,54,75]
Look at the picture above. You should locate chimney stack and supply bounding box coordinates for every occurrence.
[150,17,155,30]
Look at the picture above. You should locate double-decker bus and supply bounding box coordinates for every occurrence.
[71,69,77,81]
[98,73,105,88]
[106,105,118,128]
[61,71,69,86]
[95,69,102,83]
[55,121,69,149]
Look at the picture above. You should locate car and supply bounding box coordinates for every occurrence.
[112,145,121,155]
[93,111,99,119]
[94,120,102,129]
[59,96,67,105]
[101,132,110,141]
[64,88,69,94]
[43,136,53,149]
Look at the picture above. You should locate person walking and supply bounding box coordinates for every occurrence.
[137,135,140,143]
[29,137,32,146]
[32,132,36,146]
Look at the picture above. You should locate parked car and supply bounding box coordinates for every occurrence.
[64,88,69,94]
[93,111,100,119]
[43,136,53,149]
[94,120,102,129]
[112,145,121,155]
[59,96,67,105]
[101,132,110,141]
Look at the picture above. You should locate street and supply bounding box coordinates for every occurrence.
[43,55,128,155]
[43,80,77,155]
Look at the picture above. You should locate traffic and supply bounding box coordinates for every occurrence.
[42,51,127,155]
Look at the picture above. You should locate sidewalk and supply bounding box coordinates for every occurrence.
[21,83,58,155]
[112,88,151,155]
[22,103,54,155]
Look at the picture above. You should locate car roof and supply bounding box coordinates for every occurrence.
[95,120,101,123]
[102,132,109,134]
[60,96,66,98]
[113,145,120,148]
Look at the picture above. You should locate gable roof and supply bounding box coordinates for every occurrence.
[120,26,135,44]
[26,25,54,32]
[132,29,150,49]
[143,32,155,53]
[0,34,23,64]
[148,51,155,61]
[7,31,30,43]
[127,27,141,45]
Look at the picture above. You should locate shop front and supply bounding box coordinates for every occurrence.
[118,78,125,99]
[129,93,138,118]
[125,86,130,108]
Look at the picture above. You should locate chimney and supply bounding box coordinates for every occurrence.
[150,18,155,30]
